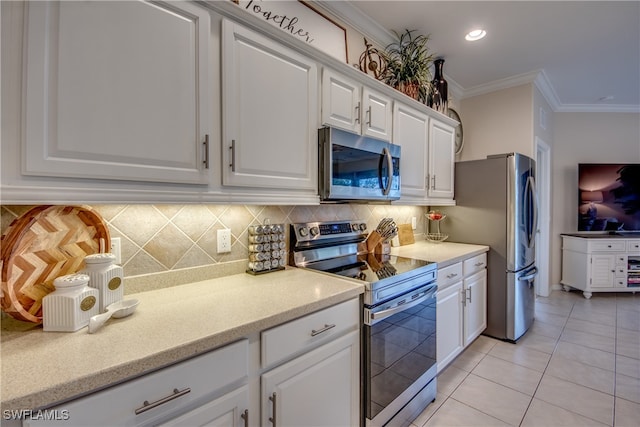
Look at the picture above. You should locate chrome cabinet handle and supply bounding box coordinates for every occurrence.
[355,102,361,124]
[466,288,472,303]
[269,392,277,425]
[366,106,371,125]
[431,175,436,189]
[134,388,191,415]
[311,323,336,336]
[241,409,249,427]
[229,140,236,172]
[202,134,210,169]
[446,273,458,279]
[475,262,484,267]
[460,288,466,306]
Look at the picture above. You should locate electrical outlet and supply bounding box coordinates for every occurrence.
[411,217,417,230]
[217,229,232,254]
[110,237,122,264]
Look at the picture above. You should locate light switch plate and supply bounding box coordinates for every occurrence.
[217,229,232,253]
[110,237,122,264]
[411,217,417,230]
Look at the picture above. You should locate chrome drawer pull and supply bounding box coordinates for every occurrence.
[135,387,191,415]
[446,273,458,279]
[474,262,484,267]
[311,323,336,336]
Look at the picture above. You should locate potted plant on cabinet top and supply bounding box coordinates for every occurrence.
[380,29,435,102]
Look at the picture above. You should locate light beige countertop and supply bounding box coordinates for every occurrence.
[0,268,363,412]
[390,239,489,268]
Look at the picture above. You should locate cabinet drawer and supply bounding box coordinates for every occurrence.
[261,298,359,369]
[438,262,463,290]
[590,240,626,252]
[628,240,640,253]
[24,339,248,427]
[616,255,628,265]
[463,253,487,276]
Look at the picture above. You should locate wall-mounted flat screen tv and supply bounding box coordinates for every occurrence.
[578,164,640,232]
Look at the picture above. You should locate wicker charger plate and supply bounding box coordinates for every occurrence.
[1,205,110,323]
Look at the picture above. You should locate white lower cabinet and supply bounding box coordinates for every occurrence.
[436,253,487,372]
[261,331,360,427]
[21,299,360,427]
[260,298,360,427]
[22,340,249,427]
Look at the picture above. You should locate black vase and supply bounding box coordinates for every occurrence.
[429,58,448,114]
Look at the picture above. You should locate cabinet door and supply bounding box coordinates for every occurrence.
[590,254,616,288]
[321,69,361,134]
[393,102,429,198]
[261,331,359,427]
[158,386,249,427]
[222,20,318,191]
[428,119,455,199]
[436,281,464,372]
[361,87,392,141]
[23,1,211,184]
[464,269,487,344]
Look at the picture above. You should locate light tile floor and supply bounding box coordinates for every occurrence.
[411,290,640,427]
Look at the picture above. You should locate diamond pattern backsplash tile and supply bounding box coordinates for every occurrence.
[1,204,428,291]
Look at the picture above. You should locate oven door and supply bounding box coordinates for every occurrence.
[363,283,437,425]
[319,127,400,201]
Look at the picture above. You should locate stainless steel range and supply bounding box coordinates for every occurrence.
[289,220,438,427]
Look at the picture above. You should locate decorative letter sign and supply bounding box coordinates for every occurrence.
[234,0,348,62]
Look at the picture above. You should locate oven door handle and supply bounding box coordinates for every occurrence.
[367,290,435,324]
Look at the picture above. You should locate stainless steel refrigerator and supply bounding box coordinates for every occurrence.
[441,153,538,342]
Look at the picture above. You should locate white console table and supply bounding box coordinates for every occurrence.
[561,234,640,299]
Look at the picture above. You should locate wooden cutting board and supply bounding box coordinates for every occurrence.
[1,205,110,323]
[396,224,415,246]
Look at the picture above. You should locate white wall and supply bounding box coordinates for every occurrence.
[550,112,640,287]
[459,84,534,161]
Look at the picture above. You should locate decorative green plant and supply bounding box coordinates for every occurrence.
[380,29,435,101]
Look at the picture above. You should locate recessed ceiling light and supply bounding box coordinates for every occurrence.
[465,29,486,41]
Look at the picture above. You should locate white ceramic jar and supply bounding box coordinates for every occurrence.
[81,253,124,312]
[43,273,99,332]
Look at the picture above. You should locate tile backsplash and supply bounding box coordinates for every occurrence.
[1,204,427,293]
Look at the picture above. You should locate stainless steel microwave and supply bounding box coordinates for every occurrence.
[319,127,401,202]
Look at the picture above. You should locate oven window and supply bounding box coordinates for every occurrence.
[364,293,437,419]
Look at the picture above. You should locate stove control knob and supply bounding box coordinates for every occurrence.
[351,223,359,232]
[298,227,309,237]
[359,223,367,231]
[310,226,320,236]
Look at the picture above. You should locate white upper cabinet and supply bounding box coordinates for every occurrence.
[393,102,429,197]
[322,69,392,141]
[22,1,212,184]
[428,119,455,200]
[393,100,456,204]
[221,20,318,192]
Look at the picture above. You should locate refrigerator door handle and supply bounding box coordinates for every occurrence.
[526,176,539,249]
[518,266,538,285]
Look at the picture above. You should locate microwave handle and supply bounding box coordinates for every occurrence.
[382,147,393,195]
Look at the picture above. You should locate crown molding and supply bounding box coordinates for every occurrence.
[315,0,395,47]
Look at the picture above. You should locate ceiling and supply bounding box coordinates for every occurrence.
[320,1,640,112]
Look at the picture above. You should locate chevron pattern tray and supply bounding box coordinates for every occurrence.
[1,205,110,323]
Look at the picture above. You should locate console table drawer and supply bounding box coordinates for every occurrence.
[590,241,626,252]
